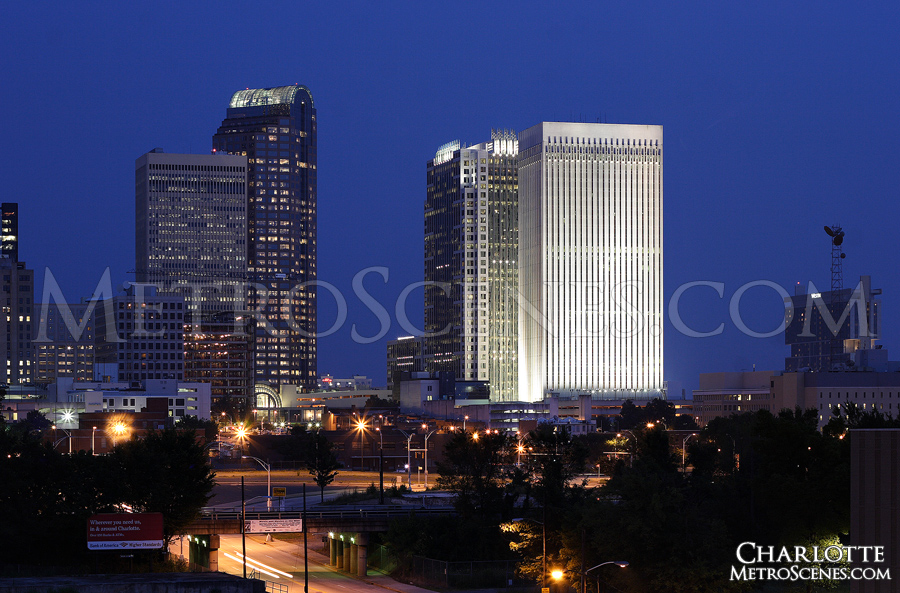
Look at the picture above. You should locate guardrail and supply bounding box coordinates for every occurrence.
[198,505,453,522]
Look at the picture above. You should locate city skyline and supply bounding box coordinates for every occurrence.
[3,3,899,394]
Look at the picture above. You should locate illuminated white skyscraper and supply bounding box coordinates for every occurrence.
[518,122,664,402]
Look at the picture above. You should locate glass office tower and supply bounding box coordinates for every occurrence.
[424,130,519,401]
[213,85,317,390]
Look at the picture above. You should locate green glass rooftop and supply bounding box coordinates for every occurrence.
[228,85,314,109]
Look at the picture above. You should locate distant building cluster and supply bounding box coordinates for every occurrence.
[9,83,890,440]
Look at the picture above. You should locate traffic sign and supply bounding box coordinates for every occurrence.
[273,487,287,497]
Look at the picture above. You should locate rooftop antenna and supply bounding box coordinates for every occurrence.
[823,224,846,368]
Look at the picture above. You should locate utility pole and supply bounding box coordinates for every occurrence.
[241,476,247,579]
[303,483,308,593]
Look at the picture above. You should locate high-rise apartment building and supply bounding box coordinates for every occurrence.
[135,149,248,315]
[518,122,664,402]
[212,85,317,390]
[424,130,519,401]
[34,302,95,384]
[1,258,34,385]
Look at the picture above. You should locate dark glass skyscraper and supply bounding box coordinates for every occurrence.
[1,203,18,262]
[213,85,317,390]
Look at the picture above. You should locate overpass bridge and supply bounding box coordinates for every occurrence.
[185,505,455,577]
[188,505,454,534]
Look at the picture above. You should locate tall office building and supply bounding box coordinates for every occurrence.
[784,275,881,372]
[424,130,519,401]
[213,85,317,390]
[34,301,95,384]
[1,258,34,385]
[94,285,185,383]
[386,335,426,390]
[135,149,248,315]
[518,122,664,402]
[1,203,18,262]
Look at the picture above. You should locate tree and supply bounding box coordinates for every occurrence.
[618,399,643,429]
[305,430,341,502]
[644,398,676,426]
[174,415,219,441]
[436,430,509,519]
[23,409,52,433]
[113,427,215,546]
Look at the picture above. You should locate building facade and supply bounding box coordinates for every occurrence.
[424,130,519,401]
[1,258,34,385]
[693,371,775,427]
[212,85,317,390]
[34,302,95,384]
[518,122,664,402]
[785,275,881,372]
[1,203,18,262]
[183,312,254,404]
[386,336,426,390]
[94,285,185,383]
[135,149,248,316]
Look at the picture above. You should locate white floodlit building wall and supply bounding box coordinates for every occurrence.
[518,122,664,402]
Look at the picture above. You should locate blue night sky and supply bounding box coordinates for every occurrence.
[2,2,898,395]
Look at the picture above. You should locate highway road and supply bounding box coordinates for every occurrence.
[212,533,433,593]
[210,470,425,509]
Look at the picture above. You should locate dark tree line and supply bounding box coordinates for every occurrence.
[0,413,214,571]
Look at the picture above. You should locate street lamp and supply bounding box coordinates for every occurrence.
[110,421,128,448]
[509,517,547,588]
[463,415,469,431]
[422,425,435,488]
[682,433,698,473]
[553,561,629,593]
[51,424,73,454]
[242,455,273,510]
[354,417,367,471]
[395,428,415,490]
[91,426,97,455]
[375,427,384,504]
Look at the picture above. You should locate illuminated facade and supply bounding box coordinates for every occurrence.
[0,258,34,385]
[94,285,185,383]
[34,302,95,384]
[183,312,254,404]
[518,122,664,402]
[212,85,317,390]
[1,203,18,262]
[135,149,247,315]
[424,130,519,401]
[386,335,425,390]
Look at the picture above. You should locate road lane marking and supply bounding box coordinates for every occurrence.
[222,552,280,579]
[235,551,294,578]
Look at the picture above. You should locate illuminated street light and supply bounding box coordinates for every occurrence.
[243,455,273,510]
[682,433,699,473]
[110,421,129,448]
